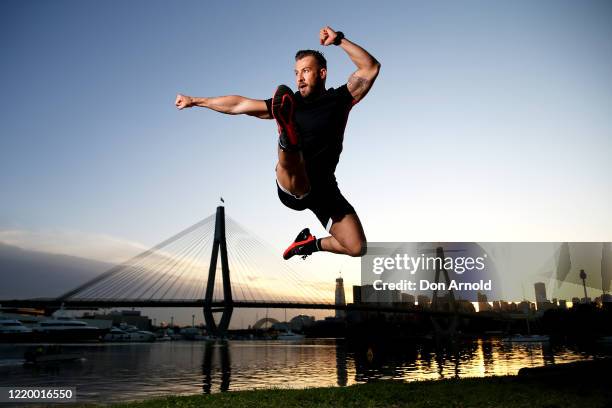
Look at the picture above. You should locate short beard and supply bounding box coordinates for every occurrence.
[303,81,325,100]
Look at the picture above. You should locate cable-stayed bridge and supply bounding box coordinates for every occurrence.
[1,206,483,335]
[59,206,332,306]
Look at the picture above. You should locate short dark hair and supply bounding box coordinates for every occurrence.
[295,50,327,69]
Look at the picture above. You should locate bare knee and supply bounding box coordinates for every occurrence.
[346,240,367,257]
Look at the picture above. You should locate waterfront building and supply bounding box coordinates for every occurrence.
[477,292,492,312]
[91,310,152,330]
[518,301,531,315]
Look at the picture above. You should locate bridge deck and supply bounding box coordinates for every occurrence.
[0,298,498,319]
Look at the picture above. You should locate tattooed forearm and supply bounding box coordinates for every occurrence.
[347,74,371,94]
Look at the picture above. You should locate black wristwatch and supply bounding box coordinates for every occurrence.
[333,31,345,46]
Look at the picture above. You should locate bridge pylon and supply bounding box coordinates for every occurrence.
[203,205,233,337]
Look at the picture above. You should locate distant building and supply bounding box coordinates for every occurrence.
[477,292,491,312]
[401,293,415,305]
[534,282,547,302]
[356,284,400,305]
[335,277,346,319]
[558,299,567,309]
[534,282,548,310]
[502,302,518,313]
[362,285,377,303]
[518,301,531,315]
[353,285,362,304]
[417,295,431,309]
[538,301,554,313]
[290,315,315,331]
[456,299,476,313]
[378,287,401,304]
[92,310,151,330]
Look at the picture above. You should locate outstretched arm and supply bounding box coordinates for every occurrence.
[320,27,381,103]
[175,94,271,119]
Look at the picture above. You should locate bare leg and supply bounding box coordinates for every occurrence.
[319,213,367,257]
[276,147,310,197]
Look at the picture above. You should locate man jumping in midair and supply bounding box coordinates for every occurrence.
[175,27,380,260]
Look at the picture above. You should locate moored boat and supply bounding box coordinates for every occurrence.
[23,345,82,364]
[277,330,305,340]
[0,319,35,342]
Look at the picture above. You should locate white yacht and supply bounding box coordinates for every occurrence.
[103,324,155,342]
[34,310,105,342]
[127,330,156,342]
[0,319,32,333]
[103,327,130,342]
[0,318,34,342]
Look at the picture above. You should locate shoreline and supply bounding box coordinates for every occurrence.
[78,359,611,408]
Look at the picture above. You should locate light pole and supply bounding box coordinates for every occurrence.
[580,269,588,303]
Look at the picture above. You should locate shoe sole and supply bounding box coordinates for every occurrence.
[283,236,315,260]
[272,85,300,148]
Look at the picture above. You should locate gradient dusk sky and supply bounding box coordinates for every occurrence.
[1,0,611,305]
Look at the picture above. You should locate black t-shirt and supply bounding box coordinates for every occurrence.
[266,84,356,188]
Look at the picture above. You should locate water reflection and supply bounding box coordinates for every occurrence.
[335,340,347,386]
[202,341,231,393]
[0,339,605,404]
[348,338,599,382]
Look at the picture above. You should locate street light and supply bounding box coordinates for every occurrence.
[580,269,588,303]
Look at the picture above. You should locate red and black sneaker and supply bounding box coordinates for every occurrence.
[272,85,301,152]
[283,228,316,260]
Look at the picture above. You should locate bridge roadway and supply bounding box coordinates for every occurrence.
[0,298,495,319]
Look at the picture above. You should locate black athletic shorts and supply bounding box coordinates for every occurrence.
[277,180,356,230]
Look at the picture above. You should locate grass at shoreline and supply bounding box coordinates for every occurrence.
[86,375,611,408]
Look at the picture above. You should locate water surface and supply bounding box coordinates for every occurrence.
[0,339,604,404]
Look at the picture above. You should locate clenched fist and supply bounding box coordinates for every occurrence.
[175,94,193,110]
[319,26,338,46]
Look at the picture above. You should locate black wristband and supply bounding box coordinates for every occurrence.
[333,31,344,46]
